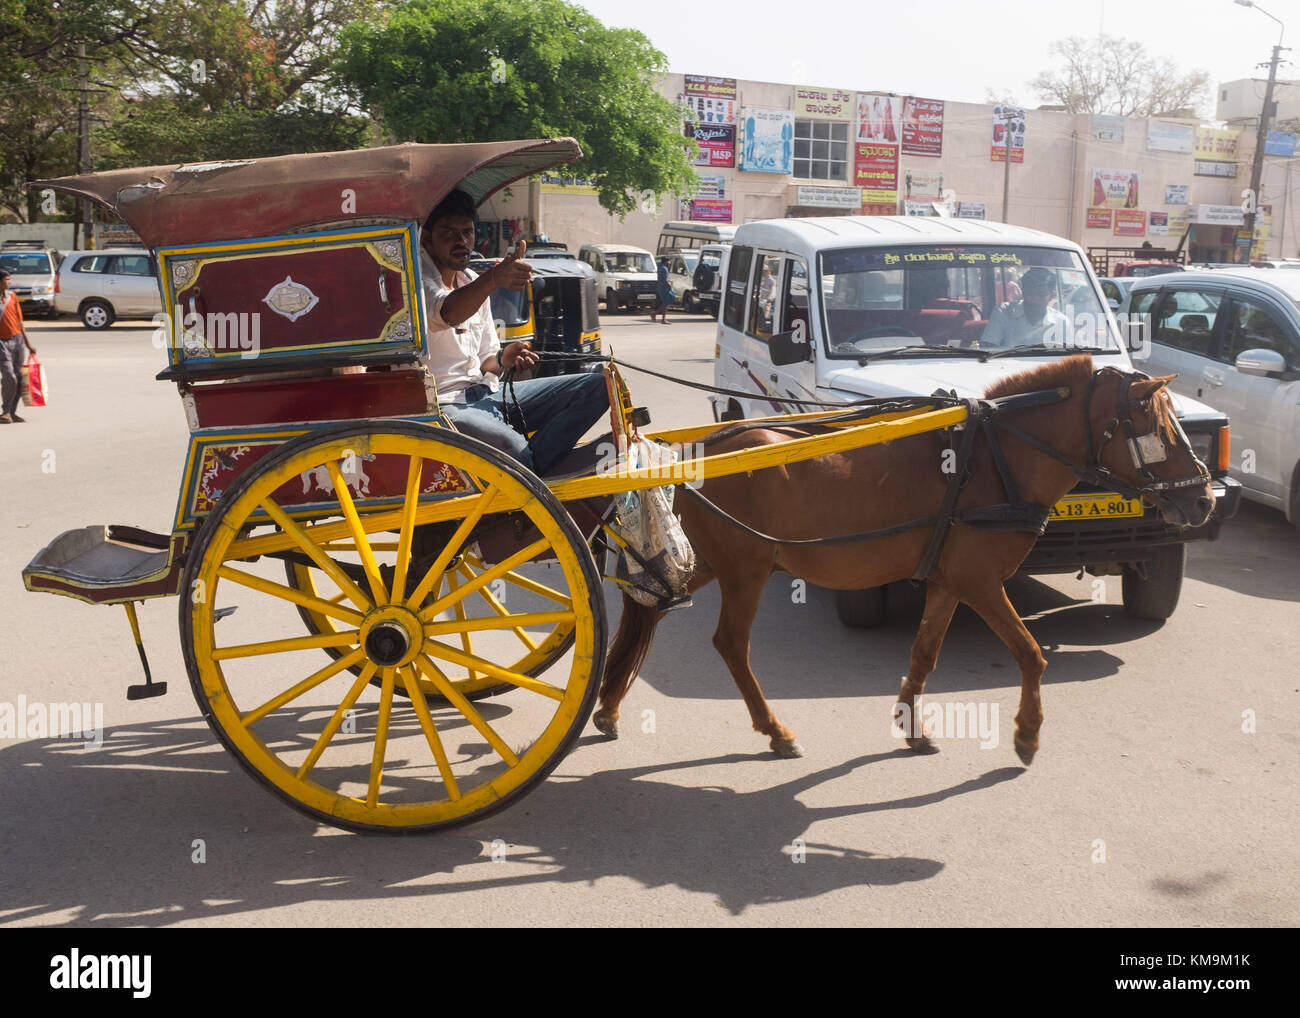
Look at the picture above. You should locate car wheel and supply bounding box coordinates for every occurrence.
[835,586,888,628]
[1121,544,1186,621]
[685,290,700,313]
[81,300,114,330]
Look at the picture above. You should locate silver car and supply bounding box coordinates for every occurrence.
[0,241,62,319]
[54,247,163,328]
[1123,268,1300,533]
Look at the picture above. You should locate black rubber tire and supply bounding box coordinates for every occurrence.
[180,420,607,835]
[1121,543,1186,621]
[835,586,888,628]
[80,299,114,330]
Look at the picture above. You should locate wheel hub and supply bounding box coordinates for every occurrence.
[359,605,423,668]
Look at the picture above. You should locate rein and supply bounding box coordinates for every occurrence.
[674,369,1212,582]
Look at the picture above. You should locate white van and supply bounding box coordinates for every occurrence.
[711,216,1240,622]
[655,221,736,255]
[577,243,658,313]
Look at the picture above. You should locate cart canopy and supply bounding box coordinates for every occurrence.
[30,139,582,248]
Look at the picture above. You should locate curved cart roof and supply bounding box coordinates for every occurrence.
[30,138,582,248]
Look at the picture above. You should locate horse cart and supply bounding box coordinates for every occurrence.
[22,140,1213,833]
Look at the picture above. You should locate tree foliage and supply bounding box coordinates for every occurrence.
[336,0,696,216]
[1028,35,1210,118]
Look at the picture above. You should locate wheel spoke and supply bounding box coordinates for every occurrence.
[425,609,574,639]
[391,454,425,604]
[463,552,573,606]
[457,562,541,651]
[212,631,360,661]
[444,569,478,683]
[419,538,552,623]
[327,460,389,605]
[259,497,373,612]
[413,655,518,766]
[398,665,461,800]
[217,564,365,625]
[367,667,397,807]
[404,484,502,609]
[422,640,565,701]
[296,663,377,781]
[242,647,368,726]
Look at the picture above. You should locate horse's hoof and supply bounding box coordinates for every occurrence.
[906,735,940,754]
[592,711,619,739]
[1014,738,1037,766]
[771,737,803,758]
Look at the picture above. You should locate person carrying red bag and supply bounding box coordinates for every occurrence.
[0,267,37,423]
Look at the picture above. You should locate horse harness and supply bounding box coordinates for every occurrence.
[678,367,1213,583]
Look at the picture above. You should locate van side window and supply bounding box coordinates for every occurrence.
[783,259,810,344]
[1223,297,1294,367]
[722,245,753,330]
[1153,288,1219,356]
[747,254,782,341]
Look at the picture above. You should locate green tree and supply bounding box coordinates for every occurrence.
[337,0,696,216]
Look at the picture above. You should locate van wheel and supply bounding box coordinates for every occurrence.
[81,300,114,330]
[1121,544,1185,621]
[835,586,888,628]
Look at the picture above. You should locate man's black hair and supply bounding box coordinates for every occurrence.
[424,188,477,231]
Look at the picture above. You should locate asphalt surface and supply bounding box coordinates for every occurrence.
[1,310,1297,928]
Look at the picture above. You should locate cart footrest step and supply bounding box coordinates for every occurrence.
[23,525,180,603]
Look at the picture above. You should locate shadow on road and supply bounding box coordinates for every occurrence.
[0,719,1025,925]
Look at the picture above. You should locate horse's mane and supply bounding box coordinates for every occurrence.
[983,354,1094,401]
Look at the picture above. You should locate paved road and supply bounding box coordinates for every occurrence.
[1,313,1296,927]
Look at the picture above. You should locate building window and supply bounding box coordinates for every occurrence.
[1221,89,1228,101]
[793,120,848,181]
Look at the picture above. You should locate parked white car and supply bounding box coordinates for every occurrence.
[54,247,163,328]
[711,216,1240,622]
[1122,268,1300,533]
[577,243,658,313]
[0,241,62,318]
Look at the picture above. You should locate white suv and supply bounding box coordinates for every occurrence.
[577,244,658,313]
[54,248,163,328]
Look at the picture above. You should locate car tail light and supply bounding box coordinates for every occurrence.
[54,274,59,293]
[1217,424,1230,474]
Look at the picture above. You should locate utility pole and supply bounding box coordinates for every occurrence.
[1237,0,1289,262]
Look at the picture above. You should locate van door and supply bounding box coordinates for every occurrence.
[767,256,818,410]
[715,244,756,412]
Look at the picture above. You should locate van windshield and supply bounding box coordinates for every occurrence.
[604,253,654,273]
[818,245,1120,357]
[0,253,52,274]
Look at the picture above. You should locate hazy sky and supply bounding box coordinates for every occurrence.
[574,0,1289,114]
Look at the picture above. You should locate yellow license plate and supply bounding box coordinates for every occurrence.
[1049,493,1144,521]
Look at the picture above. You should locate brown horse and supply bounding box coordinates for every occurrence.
[592,355,1214,764]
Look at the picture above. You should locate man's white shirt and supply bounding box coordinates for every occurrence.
[979,301,1070,349]
[419,249,500,404]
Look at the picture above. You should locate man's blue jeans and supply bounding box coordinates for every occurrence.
[442,372,608,475]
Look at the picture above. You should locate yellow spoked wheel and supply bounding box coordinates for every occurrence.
[282,540,582,702]
[181,422,606,833]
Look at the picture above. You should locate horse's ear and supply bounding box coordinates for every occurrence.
[1129,374,1176,400]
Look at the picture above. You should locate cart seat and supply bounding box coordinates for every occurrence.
[23,525,184,604]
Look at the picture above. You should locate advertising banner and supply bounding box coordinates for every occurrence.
[1193,204,1245,226]
[740,107,794,174]
[1148,211,1169,236]
[1091,115,1126,142]
[1194,161,1237,178]
[854,141,899,213]
[901,97,944,156]
[856,93,901,143]
[1087,207,1114,229]
[538,174,598,195]
[685,123,736,167]
[793,185,863,209]
[1114,210,1146,237]
[794,86,854,120]
[1166,208,1189,235]
[1147,121,1194,153]
[956,201,986,219]
[1265,131,1297,157]
[991,105,1025,162]
[1165,184,1189,205]
[681,93,737,126]
[1194,127,1240,162]
[902,170,944,200]
[684,75,737,99]
[686,199,732,223]
[695,174,726,200]
[1090,168,1140,209]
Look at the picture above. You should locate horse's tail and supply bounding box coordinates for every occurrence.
[600,592,665,708]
